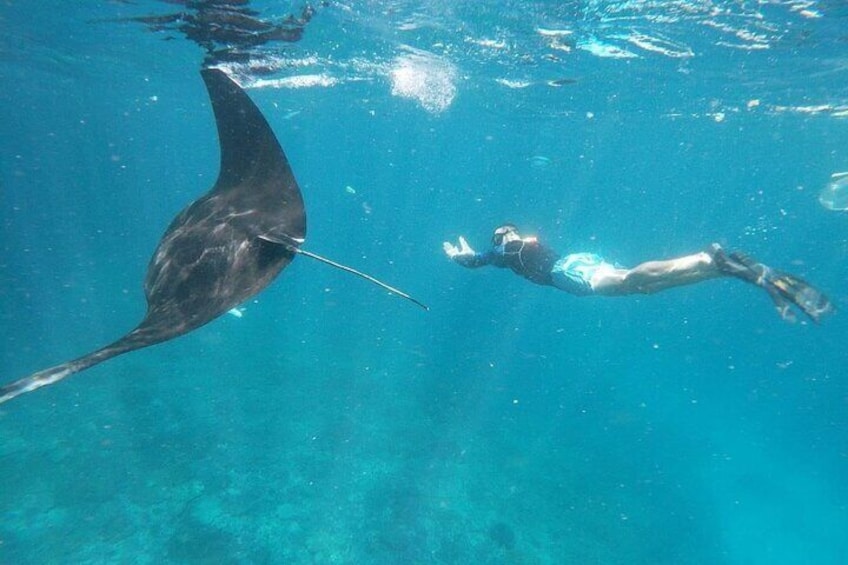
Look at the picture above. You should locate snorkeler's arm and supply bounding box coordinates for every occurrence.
[443,236,493,268]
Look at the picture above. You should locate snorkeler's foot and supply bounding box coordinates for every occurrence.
[708,245,765,285]
[706,243,723,262]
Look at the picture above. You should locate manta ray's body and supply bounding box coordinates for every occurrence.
[0,69,423,405]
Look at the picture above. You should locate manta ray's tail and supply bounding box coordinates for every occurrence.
[0,334,144,404]
[0,363,78,404]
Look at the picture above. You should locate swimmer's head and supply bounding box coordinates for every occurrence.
[492,224,520,246]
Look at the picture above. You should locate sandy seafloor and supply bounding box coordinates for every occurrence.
[1,1,848,563]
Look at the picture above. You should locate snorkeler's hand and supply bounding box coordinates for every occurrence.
[443,236,476,260]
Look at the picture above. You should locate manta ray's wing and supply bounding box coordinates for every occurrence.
[202,67,306,246]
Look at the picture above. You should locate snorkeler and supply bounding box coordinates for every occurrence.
[443,224,833,323]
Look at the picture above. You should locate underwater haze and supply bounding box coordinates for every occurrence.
[2,1,848,563]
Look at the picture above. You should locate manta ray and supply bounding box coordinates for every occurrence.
[0,68,426,405]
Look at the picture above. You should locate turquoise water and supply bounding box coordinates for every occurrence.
[2,1,847,563]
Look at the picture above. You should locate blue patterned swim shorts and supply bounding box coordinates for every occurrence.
[551,253,612,295]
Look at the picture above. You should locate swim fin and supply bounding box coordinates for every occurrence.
[710,245,834,323]
[762,268,834,324]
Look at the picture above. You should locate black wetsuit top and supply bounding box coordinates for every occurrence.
[455,238,560,286]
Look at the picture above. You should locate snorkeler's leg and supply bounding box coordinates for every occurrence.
[711,247,834,323]
[598,251,719,295]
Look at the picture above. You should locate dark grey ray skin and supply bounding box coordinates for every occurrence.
[0,69,305,403]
